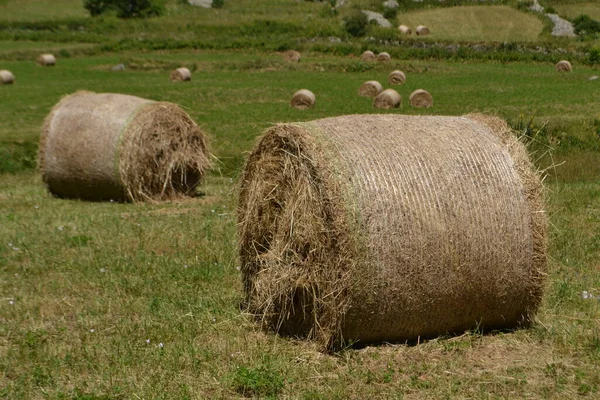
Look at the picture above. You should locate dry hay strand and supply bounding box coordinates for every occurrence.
[291,89,316,110]
[38,54,56,66]
[0,70,15,84]
[360,50,376,62]
[399,24,412,35]
[388,70,406,85]
[373,89,401,109]
[409,89,433,108]
[284,50,301,62]
[416,25,430,36]
[39,91,211,202]
[238,113,547,351]
[377,52,391,62]
[555,60,572,72]
[358,80,383,98]
[170,67,192,82]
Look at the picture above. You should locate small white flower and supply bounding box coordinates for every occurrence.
[184,264,188,269]
[146,339,150,344]
[211,209,215,213]
[158,342,164,348]
[99,268,106,273]
[12,246,19,251]
[212,317,216,322]
[90,329,95,333]
[583,291,594,300]
[236,266,241,271]
[58,226,64,231]
[8,300,14,305]
[34,205,39,209]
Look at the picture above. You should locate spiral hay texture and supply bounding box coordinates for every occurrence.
[360,50,376,61]
[0,70,14,84]
[416,25,430,36]
[399,25,412,35]
[39,92,211,202]
[238,114,547,351]
[388,70,406,85]
[555,60,572,72]
[358,81,383,98]
[38,54,56,66]
[377,52,391,62]
[374,89,401,109]
[170,67,192,82]
[409,89,433,108]
[291,89,316,109]
[284,50,301,62]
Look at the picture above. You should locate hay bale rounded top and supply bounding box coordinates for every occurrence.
[555,60,572,72]
[416,25,430,36]
[0,70,15,84]
[170,67,192,82]
[358,80,383,98]
[291,89,316,110]
[409,89,433,108]
[377,52,391,62]
[284,50,301,62]
[238,114,546,350]
[374,88,401,109]
[360,50,376,62]
[398,25,412,35]
[39,91,211,202]
[38,54,56,66]
[388,70,406,85]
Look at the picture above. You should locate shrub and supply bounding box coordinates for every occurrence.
[83,0,113,16]
[83,0,165,18]
[344,11,368,37]
[382,7,397,21]
[573,14,600,36]
[212,0,224,8]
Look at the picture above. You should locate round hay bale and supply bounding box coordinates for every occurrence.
[409,89,433,108]
[291,89,316,110]
[555,60,572,72]
[377,52,391,62]
[0,70,15,85]
[238,114,547,350]
[373,89,401,109]
[39,91,211,202]
[398,24,412,35]
[284,50,301,62]
[360,50,376,62]
[170,67,192,82]
[38,54,56,66]
[358,80,383,98]
[387,70,406,85]
[416,25,430,36]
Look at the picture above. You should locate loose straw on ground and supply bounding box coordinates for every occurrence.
[238,113,547,351]
[170,67,192,82]
[358,81,383,97]
[291,89,316,109]
[38,54,56,66]
[388,70,406,85]
[374,89,401,109]
[409,89,433,108]
[39,91,211,202]
[0,70,14,84]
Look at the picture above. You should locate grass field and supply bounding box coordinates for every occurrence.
[550,3,600,20]
[1,0,600,399]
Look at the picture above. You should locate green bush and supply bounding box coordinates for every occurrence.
[573,14,600,36]
[382,7,397,21]
[83,0,165,18]
[344,10,368,37]
[83,0,112,16]
[212,0,224,8]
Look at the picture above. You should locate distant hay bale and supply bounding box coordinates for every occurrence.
[284,50,301,62]
[373,89,401,109]
[170,67,192,82]
[238,114,547,351]
[358,80,383,97]
[387,70,406,85]
[0,70,15,85]
[398,25,412,35]
[39,91,211,202]
[291,89,316,110]
[409,89,433,108]
[360,50,376,61]
[416,25,430,36]
[38,54,56,66]
[377,52,391,62]
[555,60,572,72]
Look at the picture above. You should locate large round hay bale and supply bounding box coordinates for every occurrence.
[170,67,192,82]
[360,50,376,62]
[398,24,412,35]
[238,114,547,350]
[387,70,406,85]
[39,91,211,202]
[291,89,316,110]
[409,89,433,108]
[373,89,401,109]
[38,54,56,66]
[377,52,391,62]
[284,50,301,62]
[555,60,572,72]
[358,80,383,97]
[0,70,15,85]
[416,25,430,36]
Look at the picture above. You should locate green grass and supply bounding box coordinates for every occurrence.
[0,0,87,21]
[552,3,600,20]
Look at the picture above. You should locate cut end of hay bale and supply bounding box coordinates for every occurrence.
[0,70,15,85]
[555,60,572,72]
[376,52,391,62]
[360,50,376,62]
[374,89,401,109]
[399,24,412,35]
[38,54,56,66]
[416,25,430,36]
[39,91,211,202]
[387,70,406,85]
[170,67,192,82]
[291,89,316,110]
[409,89,433,108]
[358,80,383,98]
[284,50,301,62]
[238,114,547,351]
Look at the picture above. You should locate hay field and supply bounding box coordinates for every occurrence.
[551,3,600,20]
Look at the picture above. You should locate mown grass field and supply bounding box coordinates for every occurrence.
[550,3,600,20]
[1,0,600,399]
